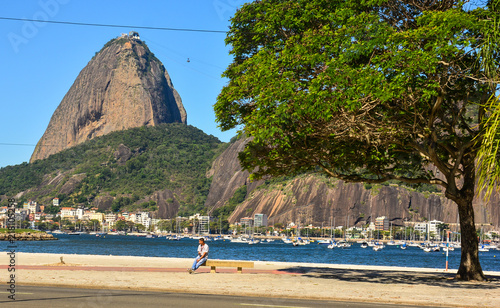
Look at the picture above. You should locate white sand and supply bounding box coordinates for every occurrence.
[2,253,499,307]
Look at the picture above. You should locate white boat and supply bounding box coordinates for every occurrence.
[317,239,332,245]
[373,245,383,251]
[68,231,86,235]
[360,242,368,248]
[386,241,397,246]
[327,243,336,249]
[479,245,489,252]
[248,239,260,245]
[337,241,351,248]
[266,239,275,243]
[231,237,248,243]
[423,247,432,253]
[282,238,293,244]
[292,239,309,246]
[443,246,454,252]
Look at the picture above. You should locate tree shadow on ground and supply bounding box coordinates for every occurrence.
[277,267,500,289]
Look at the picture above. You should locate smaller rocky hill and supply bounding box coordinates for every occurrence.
[1,124,224,218]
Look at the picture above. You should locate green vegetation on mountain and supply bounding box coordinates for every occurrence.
[0,124,227,215]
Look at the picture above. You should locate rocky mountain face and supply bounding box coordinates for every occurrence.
[205,139,500,228]
[204,138,264,215]
[30,34,187,162]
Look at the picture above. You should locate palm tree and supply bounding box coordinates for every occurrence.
[476,1,500,200]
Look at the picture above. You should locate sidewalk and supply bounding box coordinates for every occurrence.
[2,253,499,307]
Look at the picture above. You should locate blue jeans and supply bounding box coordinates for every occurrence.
[192,255,208,271]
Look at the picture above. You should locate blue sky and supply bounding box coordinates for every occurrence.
[0,0,247,168]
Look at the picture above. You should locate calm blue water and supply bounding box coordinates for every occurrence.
[2,234,500,272]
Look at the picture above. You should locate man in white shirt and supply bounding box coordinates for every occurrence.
[188,238,209,274]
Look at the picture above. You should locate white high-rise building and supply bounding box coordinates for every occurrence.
[254,213,268,227]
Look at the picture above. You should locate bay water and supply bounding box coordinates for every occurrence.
[2,234,499,272]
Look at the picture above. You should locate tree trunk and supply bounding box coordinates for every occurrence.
[455,199,486,281]
[444,151,486,281]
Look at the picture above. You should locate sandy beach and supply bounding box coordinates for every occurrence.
[2,252,499,307]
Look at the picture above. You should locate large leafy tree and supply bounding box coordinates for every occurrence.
[215,0,499,281]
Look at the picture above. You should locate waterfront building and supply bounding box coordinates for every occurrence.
[130,213,138,223]
[0,207,7,227]
[367,222,376,231]
[429,220,443,233]
[414,222,428,240]
[129,212,152,229]
[429,220,444,240]
[83,210,94,220]
[140,215,152,230]
[61,207,76,219]
[15,209,29,220]
[375,216,389,231]
[91,212,105,223]
[104,214,117,230]
[76,208,85,220]
[240,217,254,228]
[254,213,268,227]
[105,213,117,223]
[151,218,161,230]
[198,216,210,234]
[26,201,40,214]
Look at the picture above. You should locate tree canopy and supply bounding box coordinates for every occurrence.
[216,0,499,281]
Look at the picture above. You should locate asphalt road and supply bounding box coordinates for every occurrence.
[0,286,438,308]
